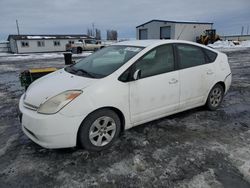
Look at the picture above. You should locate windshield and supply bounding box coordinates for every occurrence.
[65,45,144,78]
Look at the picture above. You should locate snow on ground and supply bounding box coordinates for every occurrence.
[208,40,250,51]
[0,52,11,57]
[0,47,250,187]
[0,51,92,60]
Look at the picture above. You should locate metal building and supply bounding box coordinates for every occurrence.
[7,34,92,54]
[136,20,213,42]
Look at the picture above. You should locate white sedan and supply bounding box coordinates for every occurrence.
[19,40,232,151]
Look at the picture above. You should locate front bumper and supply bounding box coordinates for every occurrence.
[224,73,232,94]
[19,95,84,149]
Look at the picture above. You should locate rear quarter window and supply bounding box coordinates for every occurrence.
[204,49,218,63]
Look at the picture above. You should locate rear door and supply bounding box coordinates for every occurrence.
[175,43,216,109]
[129,44,180,124]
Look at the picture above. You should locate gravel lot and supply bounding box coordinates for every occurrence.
[0,49,250,188]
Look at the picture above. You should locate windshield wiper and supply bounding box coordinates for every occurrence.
[75,68,96,78]
[65,65,76,73]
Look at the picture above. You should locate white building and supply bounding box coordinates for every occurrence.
[136,20,213,42]
[7,34,92,54]
[0,41,10,52]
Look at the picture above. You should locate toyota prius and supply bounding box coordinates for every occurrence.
[19,40,232,151]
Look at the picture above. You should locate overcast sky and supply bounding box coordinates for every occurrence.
[0,0,249,40]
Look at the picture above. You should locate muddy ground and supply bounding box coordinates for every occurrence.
[0,49,250,188]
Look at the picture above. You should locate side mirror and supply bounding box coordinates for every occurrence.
[133,69,141,80]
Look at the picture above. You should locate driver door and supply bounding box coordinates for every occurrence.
[129,44,180,125]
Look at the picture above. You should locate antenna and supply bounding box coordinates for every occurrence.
[16,20,20,35]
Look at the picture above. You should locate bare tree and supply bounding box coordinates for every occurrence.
[95,29,101,40]
[87,28,94,37]
[87,28,102,40]
[107,30,118,40]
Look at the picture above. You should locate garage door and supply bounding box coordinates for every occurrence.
[160,26,171,39]
[139,29,148,40]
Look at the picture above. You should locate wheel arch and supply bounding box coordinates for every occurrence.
[205,81,226,104]
[215,81,225,93]
[77,47,83,52]
[76,106,126,146]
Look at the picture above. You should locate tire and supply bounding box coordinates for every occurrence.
[78,109,121,151]
[77,47,82,54]
[206,84,224,111]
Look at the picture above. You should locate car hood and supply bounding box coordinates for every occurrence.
[24,69,97,107]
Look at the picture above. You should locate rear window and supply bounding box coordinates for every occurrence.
[204,49,217,63]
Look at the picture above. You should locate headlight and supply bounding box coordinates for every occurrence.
[37,90,82,114]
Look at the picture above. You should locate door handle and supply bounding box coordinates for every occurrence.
[169,78,178,84]
[207,70,214,75]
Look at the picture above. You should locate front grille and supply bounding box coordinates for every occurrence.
[23,101,38,111]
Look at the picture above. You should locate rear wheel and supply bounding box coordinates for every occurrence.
[206,84,224,110]
[78,109,121,151]
[77,47,82,54]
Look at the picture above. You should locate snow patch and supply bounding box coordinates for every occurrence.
[228,147,250,183]
[0,64,20,72]
[208,40,250,50]
[0,52,12,57]
[176,169,223,188]
[209,141,250,183]
[0,134,19,157]
[0,92,5,97]
[27,36,56,39]
[152,147,169,161]
[0,52,92,61]
[208,40,236,48]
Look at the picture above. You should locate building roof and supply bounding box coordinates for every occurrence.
[7,34,93,41]
[136,19,213,28]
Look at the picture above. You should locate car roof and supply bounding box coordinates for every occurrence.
[114,39,198,47]
[113,40,219,53]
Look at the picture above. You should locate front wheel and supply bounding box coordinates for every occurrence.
[78,109,121,151]
[206,84,224,111]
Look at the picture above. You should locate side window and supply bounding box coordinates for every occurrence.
[21,41,29,47]
[204,49,217,63]
[177,44,206,69]
[85,40,96,44]
[135,45,175,78]
[54,41,60,46]
[37,41,45,47]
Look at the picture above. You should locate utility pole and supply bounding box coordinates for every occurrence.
[247,25,249,35]
[16,20,20,35]
[92,23,95,37]
[241,26,244,36]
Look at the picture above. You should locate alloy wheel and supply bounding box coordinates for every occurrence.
[89,116,116,147]
[209,87,223,107]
